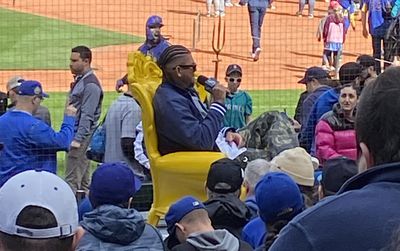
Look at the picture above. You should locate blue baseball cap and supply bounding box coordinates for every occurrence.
[165,196,206,235]
[298,66,330,84]
[146,15,164,28]
[89,162,142,208]
[17,80,49,98]
[256,172,304,223]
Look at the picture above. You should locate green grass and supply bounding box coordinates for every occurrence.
[0,8,143,70]
[44,89,302,176]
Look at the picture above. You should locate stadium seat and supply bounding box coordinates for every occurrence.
[128,52,224,226]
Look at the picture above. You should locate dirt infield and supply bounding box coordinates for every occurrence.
[0,0,372,91]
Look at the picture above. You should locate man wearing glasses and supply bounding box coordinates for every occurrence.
[0,80,77,187]
[154,45,243,155]
[224,64,253,129]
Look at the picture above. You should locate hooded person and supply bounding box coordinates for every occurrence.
[164,196,253,251]
[76,162,164,251]
[139,15,171,60]
[116,15,171,90]
[203,158,252,238]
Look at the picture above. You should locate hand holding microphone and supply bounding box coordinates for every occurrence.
[197,75,231,104]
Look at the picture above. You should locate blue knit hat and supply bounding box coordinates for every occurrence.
[165,196,205,235]
[256,172,304,223]
[89,162,142,207]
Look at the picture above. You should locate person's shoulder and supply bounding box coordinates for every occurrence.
[239,239,254,251]
[171,242,197,251]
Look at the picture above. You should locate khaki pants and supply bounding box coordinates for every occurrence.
[65,136,91,194]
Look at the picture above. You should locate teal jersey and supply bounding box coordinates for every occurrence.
[224,91,253,129]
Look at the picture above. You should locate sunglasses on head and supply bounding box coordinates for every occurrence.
[173,64,197,72]
[228,77,242,83]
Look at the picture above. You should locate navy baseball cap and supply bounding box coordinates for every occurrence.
[320,157,358,195]
[226,64,242,76]
[256,172,304,223]
[89,162,142,207]
[17,80,49,98]
[165,196,205,235]
[298,67,330,84]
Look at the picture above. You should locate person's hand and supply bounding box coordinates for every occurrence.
[239,0,247,6]
[292,119,301,132]
[70,140,81,148]
[226,131,245,148]
[362,28,368,38]
[65,105,77,117]
[211,84,230,104]
[115,78,125,93]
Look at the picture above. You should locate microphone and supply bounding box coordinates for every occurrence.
[197,75,232,98]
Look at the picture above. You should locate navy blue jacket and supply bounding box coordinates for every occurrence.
[300,88,339,152]
[270,162,400,251]
[153,82,226,155]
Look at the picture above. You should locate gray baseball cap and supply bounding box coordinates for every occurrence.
[7,76,24,91]
[0,170,78,239]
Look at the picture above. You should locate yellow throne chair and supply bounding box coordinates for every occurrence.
[128,52,224,226]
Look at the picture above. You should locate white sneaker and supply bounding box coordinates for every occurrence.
[329,66,336,72]
[220,12,226,17]
[225,2,234,7]
[234,3,241,6]
[253,48,262,61]
[308,14,314,19]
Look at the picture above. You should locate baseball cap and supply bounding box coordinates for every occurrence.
[165,196,206,235]
[17,80,49,98]
[89,162,142,207]
[298,66,330,84]
[270,147,315,187]
[0,170,78,238]
[7,76,24,91]
[320,157,358,195]
[356,55,376,69]
[146,15,164,28]
[339,62,363,85]
[256,172,304,223]
[206,158,244,194]
[226,64,243,76]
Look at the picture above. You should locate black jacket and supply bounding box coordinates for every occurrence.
[204,194,252,238]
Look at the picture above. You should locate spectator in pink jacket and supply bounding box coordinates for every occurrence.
[315,83,358,163]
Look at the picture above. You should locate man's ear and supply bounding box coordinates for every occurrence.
[175,66,182,78]
[358,142,373,173]
[71,226,85,251]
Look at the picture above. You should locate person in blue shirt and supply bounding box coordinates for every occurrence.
[362,0,394,74]
[0,80,76,187]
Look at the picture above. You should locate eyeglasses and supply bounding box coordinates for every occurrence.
[173,64,197,72]
[228,77,242,83]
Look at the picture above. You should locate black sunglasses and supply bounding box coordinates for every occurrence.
[228,77,242,83]
[174,64,197,72]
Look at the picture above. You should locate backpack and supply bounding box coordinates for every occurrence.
[86,115,106,163]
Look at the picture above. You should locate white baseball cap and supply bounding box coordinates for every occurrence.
[0,170,78,239]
